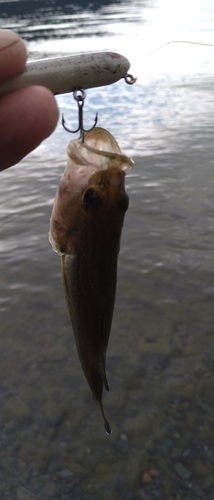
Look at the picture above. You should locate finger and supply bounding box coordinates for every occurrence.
[0,29,27,82]
[0,86,59,171]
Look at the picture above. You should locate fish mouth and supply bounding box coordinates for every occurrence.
[67,126,134,175]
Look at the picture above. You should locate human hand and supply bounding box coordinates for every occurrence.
[0,29,59,171]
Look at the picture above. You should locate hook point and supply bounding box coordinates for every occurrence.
[62,89,98,136]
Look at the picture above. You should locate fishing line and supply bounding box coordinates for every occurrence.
[134,40,214,81]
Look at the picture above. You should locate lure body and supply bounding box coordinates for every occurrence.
[49,127,133,433]
[0,51,130,98]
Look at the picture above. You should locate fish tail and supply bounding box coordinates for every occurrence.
[104,417,112,435]
[94,396,112,435]
[104,376,110,392]
[100,354,110,392]
[102,363,110,393]
[100,380,112,434]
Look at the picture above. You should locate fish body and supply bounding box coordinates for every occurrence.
[49,127,133,433]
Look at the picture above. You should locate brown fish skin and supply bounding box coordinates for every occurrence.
[61,166,129,434]
[49,127,133,433]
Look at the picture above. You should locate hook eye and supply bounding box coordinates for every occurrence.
[73,88,86,102]
[124,73,137,84]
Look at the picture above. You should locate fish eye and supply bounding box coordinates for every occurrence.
[82,188,100,210]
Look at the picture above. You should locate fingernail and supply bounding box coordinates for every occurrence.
[0,29,20,51]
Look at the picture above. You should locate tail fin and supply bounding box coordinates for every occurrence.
[100,353,110,392]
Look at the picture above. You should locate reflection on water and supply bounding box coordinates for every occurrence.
[1,0,214,499]
[0,0,137,42]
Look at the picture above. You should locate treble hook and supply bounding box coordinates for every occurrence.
[62,88,98,142]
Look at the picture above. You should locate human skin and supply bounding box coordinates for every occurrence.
[0,29,59,171]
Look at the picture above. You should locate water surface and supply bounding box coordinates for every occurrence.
[1,1,214,499]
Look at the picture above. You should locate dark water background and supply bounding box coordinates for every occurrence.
[1,1,214,499]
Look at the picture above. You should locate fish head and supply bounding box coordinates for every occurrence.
[49,127,133,256]
[81,165,129,216]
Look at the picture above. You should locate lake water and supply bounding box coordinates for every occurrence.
[1,0,214,499]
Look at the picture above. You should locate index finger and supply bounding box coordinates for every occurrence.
[0,29,27,83]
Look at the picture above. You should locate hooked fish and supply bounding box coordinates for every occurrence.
[49,127,133,434]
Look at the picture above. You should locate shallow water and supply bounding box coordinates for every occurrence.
[1,1,214,499]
